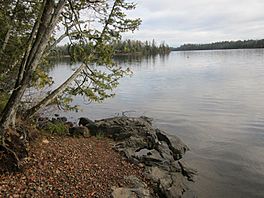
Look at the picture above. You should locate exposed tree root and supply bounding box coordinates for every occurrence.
[0,127,29,170]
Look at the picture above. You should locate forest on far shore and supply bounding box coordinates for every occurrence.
[172,39,264,51]
[51,39,171,58]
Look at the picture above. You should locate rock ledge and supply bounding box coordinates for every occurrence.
[84,116,197,198]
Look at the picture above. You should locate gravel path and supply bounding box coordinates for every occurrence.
[0,136,147,197]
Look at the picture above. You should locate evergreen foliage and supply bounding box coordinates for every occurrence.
[0,0,142,167]
[0,0,141,119]
[113,39,171,55]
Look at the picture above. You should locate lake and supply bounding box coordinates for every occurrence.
[50,49,264,198]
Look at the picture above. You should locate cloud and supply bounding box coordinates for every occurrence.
[124,0,264,47]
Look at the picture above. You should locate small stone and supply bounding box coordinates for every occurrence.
[42,139,49,144]
[37,187,43,191]
[138,163,144,168]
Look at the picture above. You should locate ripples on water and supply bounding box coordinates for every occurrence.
[50,49,264,198]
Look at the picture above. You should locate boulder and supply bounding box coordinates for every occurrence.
[65,122,74,128]
[78,117,97,136]
[112,176,151,198]
[37,117,50,129]
[69,126,90,138]
[156,129,189,160]
[79,117,95,126]
[94,116,195,198]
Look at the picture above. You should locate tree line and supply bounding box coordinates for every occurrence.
[173,39,264,51]
[51,39,171,58]
[113,39,171,55]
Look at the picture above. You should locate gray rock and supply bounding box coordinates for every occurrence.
[50,117,67,126]
[38,117,49,122]
[112,188,138,198]
[156,129,189,160]
[178,160,197,182]
[78,117,97,136]
[51,117,58,123]
[65,121,74,128]
[112,176,151,198]
[134,148,164,165]
[69,126,90,137]
[94,116,196,198]
[37,117,50,129]
[146,166,187,198]
[79,117,95,126]
[57,116,67,123]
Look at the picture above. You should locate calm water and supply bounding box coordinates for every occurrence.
[50,49,264,198]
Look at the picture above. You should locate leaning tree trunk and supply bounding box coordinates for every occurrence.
[0,0,66,130]
[26,63,86,117]
[26,0,121,118]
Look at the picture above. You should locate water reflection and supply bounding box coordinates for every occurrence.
[114,53,170,68]
[49,49,264,198]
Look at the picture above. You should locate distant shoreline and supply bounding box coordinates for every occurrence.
[172,47,264,52]
[172,39,264,51]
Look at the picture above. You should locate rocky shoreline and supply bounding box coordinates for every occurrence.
[38,115,196,198]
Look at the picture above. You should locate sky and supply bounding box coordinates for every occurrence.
[123,0,264,47]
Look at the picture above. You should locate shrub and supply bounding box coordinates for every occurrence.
[44,121,68,135]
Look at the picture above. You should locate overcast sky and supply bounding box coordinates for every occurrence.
[123,0,264,47]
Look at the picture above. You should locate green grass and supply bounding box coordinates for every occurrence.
[45,122,68,135]
[95,131,105,139]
